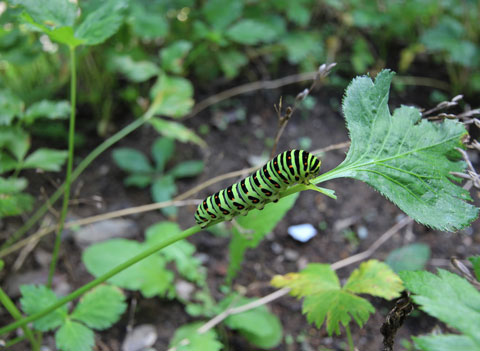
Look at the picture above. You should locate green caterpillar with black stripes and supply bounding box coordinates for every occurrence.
[195,149,321,228]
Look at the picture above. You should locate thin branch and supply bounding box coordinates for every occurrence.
[0,141,350,259]
[270,63,337,157]
[168,216,411,350]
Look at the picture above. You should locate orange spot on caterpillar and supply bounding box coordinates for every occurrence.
[278,171,282,174]
[289,165,293,168]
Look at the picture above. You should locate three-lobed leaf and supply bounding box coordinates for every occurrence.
[272,260,403,335]
[151,137,175,173]
[315,70,478,231]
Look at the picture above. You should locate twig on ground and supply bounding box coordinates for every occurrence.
[270,63,337,157]
[0,141,350,259]
[168,216,411,351]
[422,95,463,118]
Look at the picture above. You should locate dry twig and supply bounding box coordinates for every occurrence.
[168,216,412,351]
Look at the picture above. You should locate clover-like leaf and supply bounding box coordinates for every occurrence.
[20,285,67,331]
[71,285,126,330]
[315,70,478,231]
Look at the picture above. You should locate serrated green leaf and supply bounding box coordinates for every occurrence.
[13,0,77,27]
[400,269,480,344]
[303,289,375,335]
[55,319,94,351]
[23,100,70,124]
[149,118,206,147]
[169,322,223,351]
[468,256,480,281]
[82,238,174,297]
[271,263,340,297]
[223,296,283,349]
[316,70,478,231]
[146,222,205,284]
[151,137,175,173]
[386,243,431,272]
[23,148,67,171]
[344,260,403,299]
[169,160,204,179]
[112,148,153,174]
[226,19,281,45]
[203,0,243,30]
[108,55,159,83]
[227,194,299,283]
[413,334,480,351]
[0,125,30,161]
[150,75,194,118]
[20,285,67,331]
[0,89,23,125]
[74,0,128,46]
[71,285,126,330]
[160,41,192,74]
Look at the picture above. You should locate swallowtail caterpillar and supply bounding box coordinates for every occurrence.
[195,149,321,228]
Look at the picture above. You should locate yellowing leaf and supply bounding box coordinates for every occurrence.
[271,264,339,297]
[344,260,403,299]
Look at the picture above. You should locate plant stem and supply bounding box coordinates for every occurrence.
[0,288,39,351]
[1,101,155,254]
[47,47,77,288]
[0,225,201,335]
[345,324,354,351]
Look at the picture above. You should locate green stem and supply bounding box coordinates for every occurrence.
[47,46,77,287]
[345,324,354,351]
[5,335,27,347]
[0,225,201,335]
[0,288,39,351]
[0,101,155,254]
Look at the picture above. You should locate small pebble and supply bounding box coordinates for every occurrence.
[288,224,317,243]
[284,249,299,261]
[357,225,368,239]
[122,324,157,351]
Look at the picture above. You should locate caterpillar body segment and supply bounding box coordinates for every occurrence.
[195,150,321,228]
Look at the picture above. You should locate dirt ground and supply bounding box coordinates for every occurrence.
[1,80,479,351]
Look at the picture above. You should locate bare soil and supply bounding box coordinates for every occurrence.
[1,81,479,351]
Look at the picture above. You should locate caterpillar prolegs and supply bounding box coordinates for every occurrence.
[195,149,321,228]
